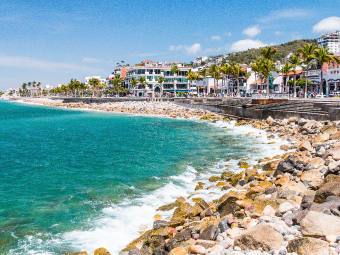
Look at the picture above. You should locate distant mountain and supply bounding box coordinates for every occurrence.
[224,39,317,64]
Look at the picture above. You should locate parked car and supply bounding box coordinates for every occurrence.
[315,94,325,98]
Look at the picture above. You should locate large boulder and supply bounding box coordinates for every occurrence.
[314,179,340,203]
[234,223,284,251]
[300,170,323,188]
[299,140,313,152]
[307,157,325,169]
[94,248,111,255]
[171,203,192,221]
[253,196,286,214]
[300,211,340,237]
[287,237,329,255]
[330,131,340,140]
[217,192,242,217]
[200,225,219,240]
[168,246,188,255]
[275,160,294,176]
[315,133,329,143]
[321,126,338,135]
[327,147,340,160]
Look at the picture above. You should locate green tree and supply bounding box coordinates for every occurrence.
[251,61,262,92]
[260,59,277,93]
[289,53,302,97]
[198,68,208,94]
[186,69,196,96]
[261,47,278,60]
[157,77,165,96]
[171,64,179,96]
[88,78,100,97]
[297,43,317,97]
[280,62,293,94]
[230,62,244,96]
[111,75,123,97]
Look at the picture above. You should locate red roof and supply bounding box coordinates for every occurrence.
[285,70,303,76]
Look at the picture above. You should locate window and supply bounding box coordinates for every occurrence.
[154,69,161,74]
[163,84,173,89]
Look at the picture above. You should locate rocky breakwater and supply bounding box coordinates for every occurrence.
[70,116,340,255]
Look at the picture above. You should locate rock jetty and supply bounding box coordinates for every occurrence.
[67,114,340,255]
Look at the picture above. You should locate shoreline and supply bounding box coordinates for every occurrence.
[3,98,340,255]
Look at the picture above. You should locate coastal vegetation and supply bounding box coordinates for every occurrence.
[224,39,317,64]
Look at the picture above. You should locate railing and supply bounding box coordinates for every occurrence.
[252,93,289,99]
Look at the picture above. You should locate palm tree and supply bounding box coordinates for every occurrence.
[289,53,302,97]
[280,62,293,95]
[171,64,179,97]
[313,46,340,97]
[137,76,148,97]
[260,59,277,94]
[297,43,317,98]
[89,78,100,97]
[130,78,138,96]
[198,68,208,95]
[243,71,251,95]
[209,64,220,95]
[157,77,165,96]
[251,61,262,93]
[219,64,232,96]
[261,47,277,60]
[186,69,196,96]
[21,83,27,97]
[111,75,123,97]
[230,62,243,97]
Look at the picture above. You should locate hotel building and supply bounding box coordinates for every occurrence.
[318,31,340,54]
[113,60,192,97]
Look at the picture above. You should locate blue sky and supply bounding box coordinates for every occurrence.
[1,0,340,90]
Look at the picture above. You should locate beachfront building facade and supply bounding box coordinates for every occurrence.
[303,61,340,96]
[318,31,340,54]
[113,60,191,97]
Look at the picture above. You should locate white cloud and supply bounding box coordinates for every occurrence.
[82,57,103,63]
[0,55,103,73]
[169,43,201,55]
[226,32,232,36]
[275,31,281,35]
[230,39,267,52]
[259,9,312,23]
[211,35,221,41]
[313,16,340,33]
[243,25,261,37]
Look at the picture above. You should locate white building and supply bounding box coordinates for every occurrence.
[193,56,208,66]
[112,59,191,97]
[318,31,340,54]
[84,76,106,85]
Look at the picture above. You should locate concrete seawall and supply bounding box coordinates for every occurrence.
[51,97,340,121]
[173,98,340,121]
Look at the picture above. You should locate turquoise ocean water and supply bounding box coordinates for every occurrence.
[0,100,283,255]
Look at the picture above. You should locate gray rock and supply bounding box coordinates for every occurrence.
[218,217,230,233]
[200,224,219,240]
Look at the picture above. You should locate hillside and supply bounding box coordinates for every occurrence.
[225,39,317,64]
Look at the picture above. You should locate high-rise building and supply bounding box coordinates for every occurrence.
[318,31,340,54]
